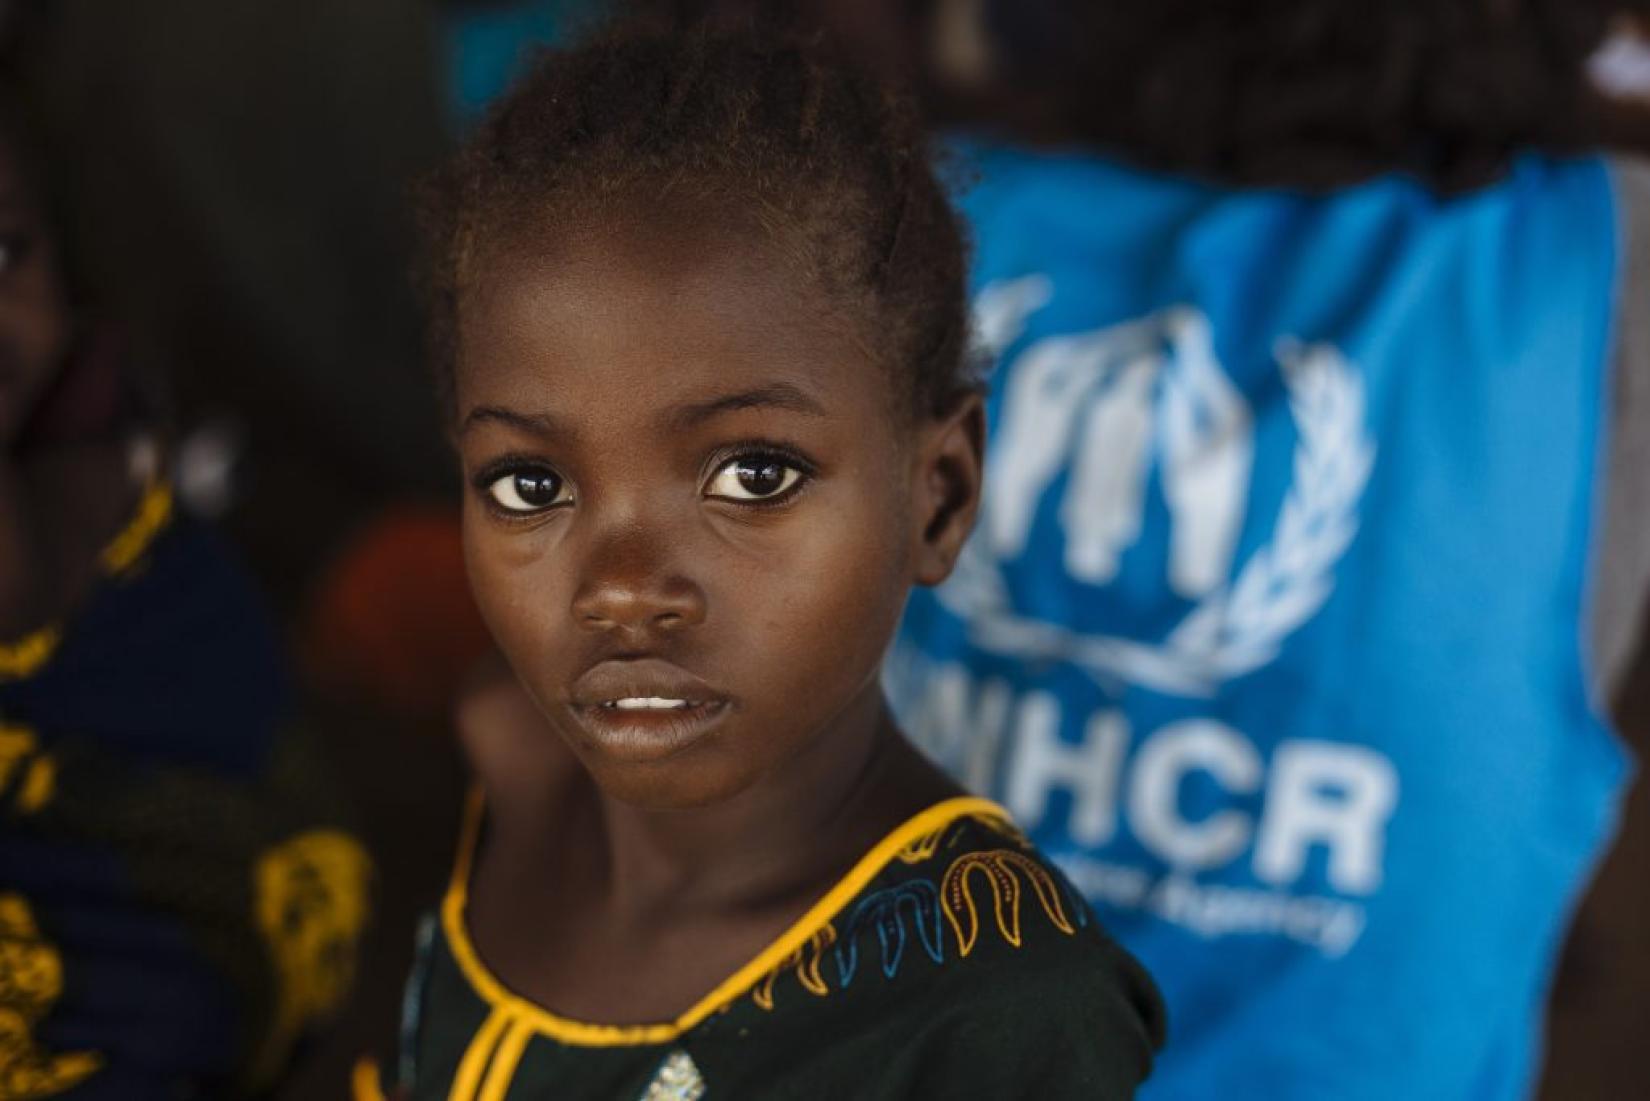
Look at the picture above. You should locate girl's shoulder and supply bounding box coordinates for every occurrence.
[710,799,1167,1098]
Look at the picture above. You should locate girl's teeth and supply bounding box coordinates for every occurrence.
[610,698,691,711]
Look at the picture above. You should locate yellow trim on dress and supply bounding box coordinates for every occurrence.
[352,1058,388,1101]
[0,481,174,683]
[449,1007,511,1101]
[477,1019,535,1101]
[99,481,174,574]
[0,725,56,815]
[0,627,61,681]
[441,790,1013,1048]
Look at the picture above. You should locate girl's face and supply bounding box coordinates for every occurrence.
[455,212,979,809]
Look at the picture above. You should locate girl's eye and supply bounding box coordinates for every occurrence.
[485,469,569,513]
[704,455,804,502]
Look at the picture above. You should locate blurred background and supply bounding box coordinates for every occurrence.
[0,1,1645,1098]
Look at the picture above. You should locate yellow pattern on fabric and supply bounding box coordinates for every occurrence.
[0,481,173,685]
[970,811,1030,847]
[940,849,1076,957]
[98,482,174,575]
[0,895,102,1099]
[251,831,371,1086]
[751,922,836,1011]
[442,790,1012,1047]
[895,824,948,864]
[896,809,1028,865]
[0,729,54,816]
[0,631,58,683]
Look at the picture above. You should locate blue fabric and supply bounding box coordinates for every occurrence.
[888,144,1630,1099]
[442,1,596,129]
[1,517,290,775]
[0,513,292,1095]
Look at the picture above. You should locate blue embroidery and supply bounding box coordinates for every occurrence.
[834,880,945,986]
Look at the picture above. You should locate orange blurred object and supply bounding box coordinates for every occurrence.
[305,508,492,719]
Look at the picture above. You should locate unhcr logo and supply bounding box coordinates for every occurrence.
[942,277,1377,697]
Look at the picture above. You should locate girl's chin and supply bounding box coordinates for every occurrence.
[578,742,769,812]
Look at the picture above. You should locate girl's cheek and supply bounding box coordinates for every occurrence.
[464,539,534,647]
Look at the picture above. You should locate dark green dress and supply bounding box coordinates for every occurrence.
[358,796,1164,1100]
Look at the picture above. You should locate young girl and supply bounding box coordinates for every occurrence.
[357,25,1163,1100]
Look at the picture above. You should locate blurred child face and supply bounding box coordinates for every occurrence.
[0,126,70,449]
[455,209,977,809]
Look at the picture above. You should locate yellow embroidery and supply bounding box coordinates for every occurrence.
[751,923,836,1011]
[0,631,58,683]
[99,482,174,576]
[940,849,1076,957]
[439,794,1012,1046]
[895,824,948,864]
[0,730,54,816]
[0,894,102,1099]
[897,810,1027,865]
[250,831,371,1085]
[970,811,1031,848]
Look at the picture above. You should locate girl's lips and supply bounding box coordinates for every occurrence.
[570,657,727,712]
[569,658,731,762]
[570,697,730,763]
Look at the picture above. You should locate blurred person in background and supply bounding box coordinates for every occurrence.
[0,56,370,1101]
[633,0,1648,1095]
[856,2,1650,1099]
[9,0,454,614]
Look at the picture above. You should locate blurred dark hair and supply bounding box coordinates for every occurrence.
[636,0,1650,192]
[421,20,971,419]
[958,0,1650,191]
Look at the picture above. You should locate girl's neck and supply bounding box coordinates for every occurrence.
[586,687,958,916]
[463,676,963,1026]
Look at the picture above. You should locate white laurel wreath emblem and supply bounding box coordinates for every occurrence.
[938,337,1375,698]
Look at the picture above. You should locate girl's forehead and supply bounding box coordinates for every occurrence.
[456,217,888,417]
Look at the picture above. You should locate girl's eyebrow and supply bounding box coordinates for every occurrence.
[460,405,567,437]
[460,383,827,437]
[663,382,828,429]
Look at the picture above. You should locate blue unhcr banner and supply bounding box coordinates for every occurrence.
[888,143,1628,1100]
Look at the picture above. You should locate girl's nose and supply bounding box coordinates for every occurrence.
[569,525,707,634]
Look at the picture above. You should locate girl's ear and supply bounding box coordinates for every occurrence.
[911,391,985,587]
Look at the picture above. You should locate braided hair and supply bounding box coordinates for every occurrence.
[422,23,971,420]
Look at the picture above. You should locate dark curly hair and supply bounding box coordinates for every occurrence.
[421,22,971,420]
